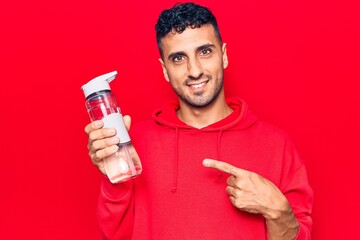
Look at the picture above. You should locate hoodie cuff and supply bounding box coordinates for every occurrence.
[295,222,311,240]
[101,175,133,200]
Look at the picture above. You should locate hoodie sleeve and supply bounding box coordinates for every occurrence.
[280,138,313,240]
[96,176,134,240]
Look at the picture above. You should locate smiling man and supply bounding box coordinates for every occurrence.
[158,23,231,129]
[84,2,313,239]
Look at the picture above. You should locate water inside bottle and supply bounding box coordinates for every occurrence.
[104,143,142,183]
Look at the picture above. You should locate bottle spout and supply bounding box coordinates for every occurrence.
[97,71,118,84]
[81,71,118,98]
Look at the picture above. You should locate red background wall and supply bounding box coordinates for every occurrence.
[1,0,359,239]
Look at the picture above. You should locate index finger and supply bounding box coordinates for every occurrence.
[84,120,103,134]
[202,158,247,177]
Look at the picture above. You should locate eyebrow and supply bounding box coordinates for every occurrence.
[167,43,216,61]
[197,44,216,53]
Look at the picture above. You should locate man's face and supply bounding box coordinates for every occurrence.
[159,24,228,108]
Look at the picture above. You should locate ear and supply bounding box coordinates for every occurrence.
[222,43,229,69]
[158,58,170,82]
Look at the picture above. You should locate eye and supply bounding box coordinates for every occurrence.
[171,55,185,63]
[200,48,212,56]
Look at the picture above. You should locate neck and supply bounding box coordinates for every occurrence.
[177,92,233,129]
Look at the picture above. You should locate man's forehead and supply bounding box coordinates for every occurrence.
[161,24,220,54]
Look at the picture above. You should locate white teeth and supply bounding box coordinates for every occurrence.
[191,82,206,88]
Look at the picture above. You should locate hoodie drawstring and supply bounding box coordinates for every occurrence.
[216,130,225,183]
[217,130,223,160]
[171,127,179,193]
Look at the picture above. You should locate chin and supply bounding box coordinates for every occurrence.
[183,94,218,108]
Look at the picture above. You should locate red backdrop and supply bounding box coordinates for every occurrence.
[1,0,359,239]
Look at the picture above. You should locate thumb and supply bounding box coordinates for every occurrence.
[123,115,131,131]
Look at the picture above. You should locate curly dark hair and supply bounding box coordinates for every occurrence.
[155,2,222,57]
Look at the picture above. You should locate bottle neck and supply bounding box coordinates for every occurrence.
[86,89,111,100]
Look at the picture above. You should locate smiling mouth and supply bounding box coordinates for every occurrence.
[187,80,209,89]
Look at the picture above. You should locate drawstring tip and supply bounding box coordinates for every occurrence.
[171,187,177,193]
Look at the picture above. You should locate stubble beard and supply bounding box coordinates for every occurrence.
[172,74,224,108]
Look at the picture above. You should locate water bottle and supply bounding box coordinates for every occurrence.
[81,71,142,183]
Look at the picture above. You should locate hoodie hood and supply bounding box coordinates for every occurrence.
[151,97,258,193]
[152,97,258,131]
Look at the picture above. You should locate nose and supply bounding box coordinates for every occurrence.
[187,58,204,80]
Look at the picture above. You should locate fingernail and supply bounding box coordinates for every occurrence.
[111,137,119,144]
[94,121,102,127]
[110,145,119,152]
[108,128,116,135]
[203,159,210,167]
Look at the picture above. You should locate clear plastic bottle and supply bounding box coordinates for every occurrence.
[81,71,142,183]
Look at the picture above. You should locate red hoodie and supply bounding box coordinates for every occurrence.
[97,97,313,239]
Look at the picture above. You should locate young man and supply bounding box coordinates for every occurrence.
[85,3,312,239]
